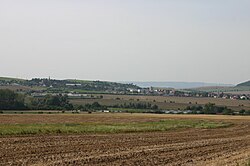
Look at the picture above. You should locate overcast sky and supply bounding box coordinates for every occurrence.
[0,0,249,84]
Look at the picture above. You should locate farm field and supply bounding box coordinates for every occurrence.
[70,94,250,111]
[0,113,250,165]
[189,86,250,93]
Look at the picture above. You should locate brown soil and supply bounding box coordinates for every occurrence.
[0,114,250,166]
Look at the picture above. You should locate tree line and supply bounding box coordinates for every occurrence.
[0,89,27,110]
[0,89,73,110]
[186,103,250,115]
[112,102,159,110]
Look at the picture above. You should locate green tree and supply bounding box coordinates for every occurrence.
[0,89,26,110]
[245,110,250,115]
[239,109,245,115]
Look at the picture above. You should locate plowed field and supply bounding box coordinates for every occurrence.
[0,114,250,166]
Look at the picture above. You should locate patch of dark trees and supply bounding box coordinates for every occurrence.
[76,102,107,111]
[111,103,159,110]
[0,89,73,110]
[0,89,27,110]
[29,94,74,110]
[186,103,250,115]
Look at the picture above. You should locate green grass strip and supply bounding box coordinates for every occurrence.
[0,120,231,136]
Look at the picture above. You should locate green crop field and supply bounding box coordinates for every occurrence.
[0,119,229,135]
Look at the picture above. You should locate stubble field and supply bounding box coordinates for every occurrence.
[0,113,250,166]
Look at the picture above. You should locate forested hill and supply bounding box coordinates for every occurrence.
[237,80,250,87]
[0,77,140,93]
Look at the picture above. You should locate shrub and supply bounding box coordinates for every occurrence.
[239,109,245,115]
[245,110,250,115]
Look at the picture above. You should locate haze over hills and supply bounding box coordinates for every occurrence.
[122,82,234,89]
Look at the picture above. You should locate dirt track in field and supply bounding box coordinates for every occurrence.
[0,114,250,166]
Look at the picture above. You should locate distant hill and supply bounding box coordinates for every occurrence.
[0,77,140,93]
[237,80,250,87]
[0,77,25,82]
[187,80,250,94]
[123,81,233,89]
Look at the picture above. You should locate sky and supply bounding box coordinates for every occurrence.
[0,0,249,84]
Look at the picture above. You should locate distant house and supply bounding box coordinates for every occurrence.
[66,83,82,86]
[103,110,109,113]
[230,95,239,100]
[127,88,140,93]
[67,93,87,98]
[240,96,247,100]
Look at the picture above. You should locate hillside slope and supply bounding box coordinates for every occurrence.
[0,77,140,93]
[124,81,233,89]
[237,80,250,87]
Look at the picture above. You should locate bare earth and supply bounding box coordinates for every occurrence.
[0,114,250,166]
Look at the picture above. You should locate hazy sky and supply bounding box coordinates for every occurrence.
[0,0,249,84]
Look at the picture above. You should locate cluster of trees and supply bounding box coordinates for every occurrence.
[29,94,73,110]
[112,102,159,110]
[186,105,203,112]
[239,109,250,115]
[76,102,107,111]
[0,89,73,110]
[0,78,25,86]
[203,103,233,115]
[186,103,234,115]
[0,89,27,110]
[0,89,108,111]
[74,102,159,112]
[75,102,159,111]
